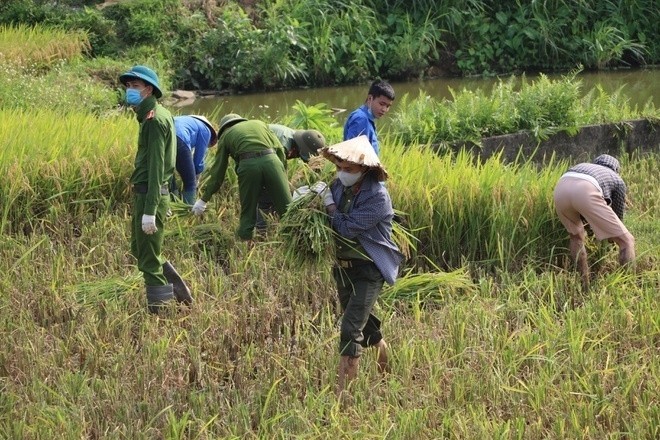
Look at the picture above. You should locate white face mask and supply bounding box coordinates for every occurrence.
[337,170,363,187]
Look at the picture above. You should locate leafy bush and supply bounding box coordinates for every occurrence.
[102,0,183,48]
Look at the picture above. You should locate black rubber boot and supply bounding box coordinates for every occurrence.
[146,284,175,314]
[162,261,193,305]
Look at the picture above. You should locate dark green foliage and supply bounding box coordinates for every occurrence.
[1,0,658,91]
[102,0,182,49]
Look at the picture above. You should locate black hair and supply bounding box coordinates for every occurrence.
[367,79,395,101]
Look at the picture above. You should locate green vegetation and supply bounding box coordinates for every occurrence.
[1,0,657,91]
[0,24,658,439]
[390,70,659,145]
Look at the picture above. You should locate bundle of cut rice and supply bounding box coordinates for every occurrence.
[278,187,335,266]
[168,200,193,218]
[69,274,142,305]
[381,267,475,304]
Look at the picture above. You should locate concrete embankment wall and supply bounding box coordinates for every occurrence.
[443,119,659,164]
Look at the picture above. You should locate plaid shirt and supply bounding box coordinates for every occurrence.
[567,162,627,219]
[329,174,403,285]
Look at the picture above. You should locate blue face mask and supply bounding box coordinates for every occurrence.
[125,88,144,106]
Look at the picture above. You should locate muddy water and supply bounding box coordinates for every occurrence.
[177,68,659,125]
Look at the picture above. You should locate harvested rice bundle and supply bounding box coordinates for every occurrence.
[289,155,336,189]
[168,200,193,218]
[278,187,336,266]
[381,267,475,304]
[69,274,142,304]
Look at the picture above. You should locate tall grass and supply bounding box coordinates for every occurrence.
[1,114,658,438]
[0,201,657,437]
[382,141,567,271]
[0,25,119,113]
[0,108,136,235]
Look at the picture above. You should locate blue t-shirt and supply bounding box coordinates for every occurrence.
[174,116,213,174]
[343,104,379,155]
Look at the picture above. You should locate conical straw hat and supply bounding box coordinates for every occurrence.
[321,135,388,181]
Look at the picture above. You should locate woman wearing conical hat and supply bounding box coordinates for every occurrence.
[317,135,403,398]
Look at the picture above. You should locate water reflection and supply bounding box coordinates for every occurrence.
[177,68,659,124]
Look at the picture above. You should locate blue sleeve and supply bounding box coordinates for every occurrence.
[343,112,369,141]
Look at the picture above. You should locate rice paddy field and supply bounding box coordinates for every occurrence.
[0,105,658,439]
[1,23,659,440]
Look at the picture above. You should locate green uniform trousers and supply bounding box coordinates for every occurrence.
[131,193,169,286]
[236,153,291,239]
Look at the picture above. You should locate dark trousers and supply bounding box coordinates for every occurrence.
[130,193,169,286]
[333,263,384,357]
[170,137,197,204]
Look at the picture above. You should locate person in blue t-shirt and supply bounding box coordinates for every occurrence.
[343,80,395,156]
[171,115,218,204]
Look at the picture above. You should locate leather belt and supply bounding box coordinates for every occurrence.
[133,184,169,195]
[238,149,274,160]
[337,258,373,269]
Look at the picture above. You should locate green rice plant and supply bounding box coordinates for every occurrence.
[0,24,89,69]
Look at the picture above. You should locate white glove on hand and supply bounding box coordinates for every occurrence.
[141,214,157,235]
[311,181,327,194]
[310,181,334,205]
[292,185,310,201]
[191,199,207,216]
[322,187,335,206]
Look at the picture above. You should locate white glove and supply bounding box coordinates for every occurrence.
[191,199,207,216]
[141,214,157,235]
[292,185,311,201]
[322,187,335,206]
[311,181,327,194]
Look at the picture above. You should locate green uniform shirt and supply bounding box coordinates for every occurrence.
[202,119,286,201]
[130,95,176,215]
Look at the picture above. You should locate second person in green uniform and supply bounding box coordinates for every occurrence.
[191,114,292,240]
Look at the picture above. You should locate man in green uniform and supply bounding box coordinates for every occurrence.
[191,114,292,240]
[119,65,192,313]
